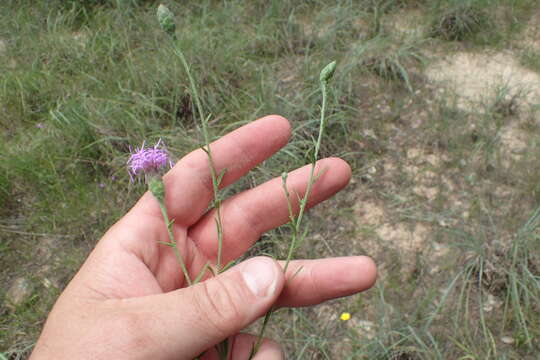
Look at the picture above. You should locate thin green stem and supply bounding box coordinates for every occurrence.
[251,66,333,360]
[283,82,328,275]
[169,35,229,360]
[157,199,192,287]
[172,45,225,271]
[282,229,298,276]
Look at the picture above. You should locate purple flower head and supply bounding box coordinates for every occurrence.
[127,139,173,182]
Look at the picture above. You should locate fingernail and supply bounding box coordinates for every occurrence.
[242,257,278,298]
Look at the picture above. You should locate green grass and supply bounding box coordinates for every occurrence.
[427,0,537,46]
[429,0,492,42]
[1,0,540,358]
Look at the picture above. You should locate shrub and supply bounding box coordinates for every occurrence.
[430,1,490,41]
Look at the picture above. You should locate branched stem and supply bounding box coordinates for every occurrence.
[283,81,328,275]
[169,32,229,360]
[250,62,335,359]
[172,45,225,272]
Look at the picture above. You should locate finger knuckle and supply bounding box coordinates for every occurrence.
[194,279,243,338]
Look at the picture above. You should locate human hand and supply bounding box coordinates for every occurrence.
[30,115,377,360]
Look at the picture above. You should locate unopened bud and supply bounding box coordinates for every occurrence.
[157,4,176,38]
[319,61,337,84]
[148,176,165,201]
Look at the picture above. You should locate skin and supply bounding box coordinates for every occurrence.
[30,115,377,360]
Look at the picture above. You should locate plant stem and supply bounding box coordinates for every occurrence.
[283,81,328,274]
[250,64,334,359]
[149,176,192,286]
[157,198,192,286]
[172,45,225,272]
[169,36,229,360]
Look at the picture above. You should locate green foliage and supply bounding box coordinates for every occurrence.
[55,0,147,10]
[353,37,424,92]
[359,0,422,38]
[0,163,12,216]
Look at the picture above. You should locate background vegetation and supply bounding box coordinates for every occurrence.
[1,0,539,358]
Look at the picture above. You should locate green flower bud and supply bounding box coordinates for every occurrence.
[157,4,177,38]
[319,61,337,84]
[148,176,165,202]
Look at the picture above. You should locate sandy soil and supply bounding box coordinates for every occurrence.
[426,50,540,166]
[426,51,540,109]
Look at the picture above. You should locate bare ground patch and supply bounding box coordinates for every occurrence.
[426,51,540,109]
[426,50,540,167]
[351,145,458,280]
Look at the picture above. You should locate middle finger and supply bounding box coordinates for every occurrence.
[189,157,351,264]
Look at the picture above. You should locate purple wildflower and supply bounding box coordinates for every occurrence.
[127,139,173,182]
[36,123,45,129]
[99,183,106,188]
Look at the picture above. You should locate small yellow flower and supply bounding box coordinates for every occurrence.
[340,312,351,321]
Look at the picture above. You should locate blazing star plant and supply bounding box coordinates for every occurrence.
[127,4,337,360]
[250,60,337,359]
[127,139,172,183]
[127,139,192,286]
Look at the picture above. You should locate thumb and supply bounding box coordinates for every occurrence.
[133,257,284,359]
